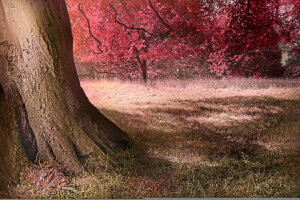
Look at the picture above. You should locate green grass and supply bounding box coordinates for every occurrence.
[9,78,300,198]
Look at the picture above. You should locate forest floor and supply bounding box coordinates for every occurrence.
[11,78,300,198]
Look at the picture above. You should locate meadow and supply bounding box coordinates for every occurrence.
[10,78,300,198]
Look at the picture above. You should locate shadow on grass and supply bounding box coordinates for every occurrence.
[98,96,300,197]
[102,96,299,159]
[9,95,299,198]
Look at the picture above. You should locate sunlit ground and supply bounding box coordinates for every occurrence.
[11,78,300,198]
[82,79,300,160]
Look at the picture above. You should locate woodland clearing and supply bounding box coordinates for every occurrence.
[9,78,300,198]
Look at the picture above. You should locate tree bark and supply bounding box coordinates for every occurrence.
[133,47,147,83]
[139,59,148,83]
[0,0,129,191]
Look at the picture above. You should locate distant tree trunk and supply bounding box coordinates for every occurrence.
[139,59,148,83]
[133,46,147,83]
[0,0,129,192]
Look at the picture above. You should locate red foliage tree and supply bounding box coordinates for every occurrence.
[67,0,298,79]
[67,0,216,82]
[280,0,300,77]
[208,0,299,78]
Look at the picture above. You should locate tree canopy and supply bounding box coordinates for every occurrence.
[67,0,300,78]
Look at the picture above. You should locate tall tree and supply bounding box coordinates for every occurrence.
[209,0,298,77]
[68,0,213,82]
[280,0,300,77]
[0,0,129,191]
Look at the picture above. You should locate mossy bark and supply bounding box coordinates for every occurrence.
[0,0,129,192]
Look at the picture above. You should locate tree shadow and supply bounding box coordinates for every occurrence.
[99,96,300,180]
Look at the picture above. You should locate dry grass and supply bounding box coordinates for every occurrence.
[10,78,300,198]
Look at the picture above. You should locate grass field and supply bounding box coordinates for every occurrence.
[11,78,300,198]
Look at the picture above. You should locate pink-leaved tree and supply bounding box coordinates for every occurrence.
[208,0,299,78]
[67,0,299,79]
[67,0,219,82]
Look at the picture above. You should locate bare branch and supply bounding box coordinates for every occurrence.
[91,49,102,54]
[232,0,276,37]
[109,3,171,37]
[127,0,145,14]
[133,46,143,66]
[92,66,116,74]
[148,0,174,32]
[247,0,250,15]
[78,4,103,54]
[73,18,82,32]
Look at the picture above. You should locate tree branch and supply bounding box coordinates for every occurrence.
[78,4,103,54]
[109,3,171,37]
[133,46,143,66]
[247,0,250,15]
[235,1,275,30]
[148,0,174,32]
[92,66,116,74]
[127,0,147,15]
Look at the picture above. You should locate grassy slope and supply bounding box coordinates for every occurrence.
[11,78,300,198]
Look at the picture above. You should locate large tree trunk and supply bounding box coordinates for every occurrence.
[0,0,129,191]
